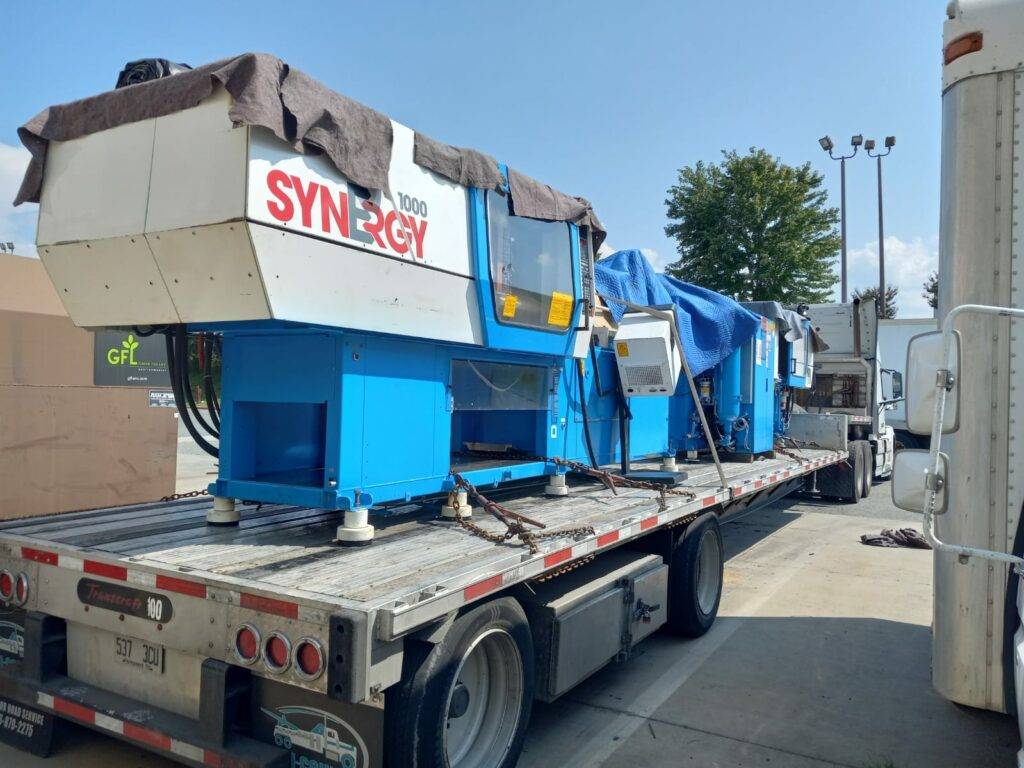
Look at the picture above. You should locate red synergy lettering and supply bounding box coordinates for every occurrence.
[265,170,428,259]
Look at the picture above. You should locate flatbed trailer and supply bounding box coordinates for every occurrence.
[0,446,845,768]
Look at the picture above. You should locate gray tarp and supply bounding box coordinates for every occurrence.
[15,53,393,204]
[15,52,607,250]
[412,133,503,191]
[741,300,830,353]
[411,138,607,250]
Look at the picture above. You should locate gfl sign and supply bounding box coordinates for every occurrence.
[265,170,429,259]
[107,333,139,366]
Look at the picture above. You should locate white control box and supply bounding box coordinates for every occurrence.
[612,312,682,396]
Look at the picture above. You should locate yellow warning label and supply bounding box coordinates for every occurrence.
[616,341,629,358]
[547,291,573,328]
[502,294,518,319]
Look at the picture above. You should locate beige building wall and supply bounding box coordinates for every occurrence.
[0,253,177,518]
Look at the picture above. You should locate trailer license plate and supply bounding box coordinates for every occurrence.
[113,635,164,674]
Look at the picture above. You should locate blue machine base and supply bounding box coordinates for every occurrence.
[207,325,670,511]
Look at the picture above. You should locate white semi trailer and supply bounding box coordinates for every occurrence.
[892,1,1024,760]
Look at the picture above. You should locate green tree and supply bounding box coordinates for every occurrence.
[664,148,840,303]
[922,270,938,310]
[852,285,899,319]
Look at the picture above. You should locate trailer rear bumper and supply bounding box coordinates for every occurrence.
[0,611,286,767]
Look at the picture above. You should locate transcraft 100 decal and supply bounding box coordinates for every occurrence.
[76,579,173,623]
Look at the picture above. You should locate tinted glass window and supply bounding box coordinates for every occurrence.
[487,192,574,331]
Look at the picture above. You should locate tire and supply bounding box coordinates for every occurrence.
[859,442,873,498]
[844,441,865,504]
[385,597,534,768]
[665,513,724,638]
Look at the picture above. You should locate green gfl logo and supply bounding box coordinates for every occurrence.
[107,334,140,366]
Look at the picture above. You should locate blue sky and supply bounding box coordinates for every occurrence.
[2,0,943,315]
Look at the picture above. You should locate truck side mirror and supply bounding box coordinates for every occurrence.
[891,371,903,400]
[905,330,960,435]
[892,449,949,514]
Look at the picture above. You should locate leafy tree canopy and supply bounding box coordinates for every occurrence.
[665,148,840,304]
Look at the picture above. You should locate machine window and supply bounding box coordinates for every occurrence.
[486,191,574,331]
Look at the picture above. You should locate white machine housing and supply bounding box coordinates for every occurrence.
[612,312,682,396]
[34,86,483,345]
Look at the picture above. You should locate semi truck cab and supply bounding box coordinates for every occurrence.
[795,299,896,481]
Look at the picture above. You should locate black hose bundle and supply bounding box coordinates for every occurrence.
[115,59,192,89]
[202,334,221,431]
[576,359,599,470]
[164,327,219,458]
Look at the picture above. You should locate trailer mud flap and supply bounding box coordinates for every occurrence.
[0,695,54,757]
[0,608,57,756]
[252,678,383,768]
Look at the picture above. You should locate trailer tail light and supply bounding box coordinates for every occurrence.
[13,573,29,607]
[294,638,325,680]
[263,632,291,673]
[234,624,261,665]
[0,570,12,603]
[944,31,983,65]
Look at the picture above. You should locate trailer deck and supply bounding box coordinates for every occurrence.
[0,449,843,640]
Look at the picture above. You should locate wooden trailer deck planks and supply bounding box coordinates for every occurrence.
[0,449,843,633]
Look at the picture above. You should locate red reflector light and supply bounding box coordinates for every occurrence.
[234,625,260,665]
[294,639,324,680]
[944,31,983,65]
[264,633,291,672]
[0,571,12,602]
[14,574,28,606]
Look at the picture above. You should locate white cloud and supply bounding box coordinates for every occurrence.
[0,142,37,256]
[640,247,674,273]
[845,234,937,318]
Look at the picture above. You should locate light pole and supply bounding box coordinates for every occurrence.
[866,136,895,317]
[819,134,862,302]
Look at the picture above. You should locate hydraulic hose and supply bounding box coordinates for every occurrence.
[175,327,218,439]
[589,340,614,397]
[202,334,220,431]
[576,358,599,469]
[165,329,219,458]
[615,366,632,476]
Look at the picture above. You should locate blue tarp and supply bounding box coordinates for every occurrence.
[593,249,761,375]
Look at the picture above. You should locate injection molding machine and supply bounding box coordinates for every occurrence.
[19,53,684,543]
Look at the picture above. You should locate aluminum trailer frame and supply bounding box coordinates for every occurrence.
[0,448,843,766]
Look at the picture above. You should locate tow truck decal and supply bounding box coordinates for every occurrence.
[261,705,368,768]
[0,620,24,661]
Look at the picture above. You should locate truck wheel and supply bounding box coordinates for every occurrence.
[665,513,724,638]
[386,597,534,768]
[847,442,865,503]
[859,442,873,498]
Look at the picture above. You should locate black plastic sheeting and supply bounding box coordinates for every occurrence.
[115,59,193,90]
